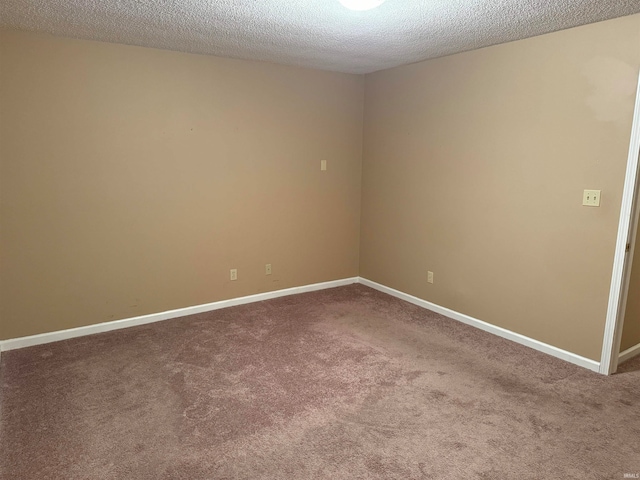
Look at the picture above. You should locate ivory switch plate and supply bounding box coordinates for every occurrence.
[582,190,601,207]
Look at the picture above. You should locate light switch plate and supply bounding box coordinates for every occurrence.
[583,190,601,207]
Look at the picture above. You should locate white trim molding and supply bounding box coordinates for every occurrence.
[359,277,601,373]
[0,277,359,352]
[0,275,609,374]
[600,70,640,375]
[618,342,640,365]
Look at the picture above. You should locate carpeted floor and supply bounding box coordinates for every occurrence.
[1,284,639,479]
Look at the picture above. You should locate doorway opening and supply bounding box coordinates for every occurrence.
[600,70,640,375]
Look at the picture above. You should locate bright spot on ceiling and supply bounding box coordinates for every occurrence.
[338,0,386,11]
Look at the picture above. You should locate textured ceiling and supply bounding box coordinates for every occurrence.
[1,1,639,74]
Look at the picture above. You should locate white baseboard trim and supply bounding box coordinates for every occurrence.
[0,275,605,374]
[358,277,601,373]
[0,277,359,352]
[618,342,640,364]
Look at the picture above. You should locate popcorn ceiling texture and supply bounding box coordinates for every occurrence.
[1,0,639,74]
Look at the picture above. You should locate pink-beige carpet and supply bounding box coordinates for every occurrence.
[1,284,639,479]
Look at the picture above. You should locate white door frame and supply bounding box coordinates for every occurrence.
[600,70,640,375]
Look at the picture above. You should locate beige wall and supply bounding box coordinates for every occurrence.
[621,222,640,352]
[0,30,364,340]
[360,15,640,361]
[2,16,640,362]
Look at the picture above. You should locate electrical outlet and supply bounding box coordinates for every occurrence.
[265,264,272,275]
[230,269,237,281]
[427,271,434,284]
[582,189,601,207]
[321,160,327,171]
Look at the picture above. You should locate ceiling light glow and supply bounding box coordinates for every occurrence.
[338,0,385,11]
